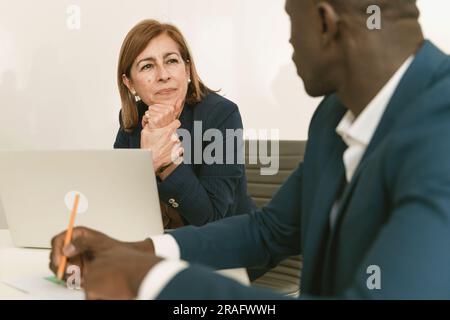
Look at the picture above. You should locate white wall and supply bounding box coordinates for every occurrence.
[0,204,6,229]
[0,0,449,149]
[0,0,450,227]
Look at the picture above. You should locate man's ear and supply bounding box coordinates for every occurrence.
[122,74,136,95]
[316,2,340,46]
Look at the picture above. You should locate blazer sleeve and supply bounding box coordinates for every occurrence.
[168,163,303,271]
[113,110,130,149]
[157,104,248,226]
[157,264,290,300]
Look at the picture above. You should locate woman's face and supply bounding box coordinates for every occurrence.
[124,33,190,107]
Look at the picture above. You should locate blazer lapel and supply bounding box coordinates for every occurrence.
[301,105,348,292]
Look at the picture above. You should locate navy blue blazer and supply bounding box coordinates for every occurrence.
[157,41,450,299]
[114,92,255,226]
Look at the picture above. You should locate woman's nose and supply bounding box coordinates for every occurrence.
[157,65,171,82]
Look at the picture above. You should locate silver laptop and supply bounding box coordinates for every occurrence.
[0,150,164,248]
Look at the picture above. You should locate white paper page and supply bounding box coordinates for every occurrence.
[1,269,248,300]
[2,275,85,300]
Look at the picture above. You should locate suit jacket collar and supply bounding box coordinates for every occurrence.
[336,41,448,223]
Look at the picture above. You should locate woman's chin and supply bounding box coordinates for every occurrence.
[147,97,175,106]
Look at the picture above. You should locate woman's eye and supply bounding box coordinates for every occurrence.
[142,64,154,71]
[167,59,179,64]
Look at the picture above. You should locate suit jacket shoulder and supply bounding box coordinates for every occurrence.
[192,92,240,129]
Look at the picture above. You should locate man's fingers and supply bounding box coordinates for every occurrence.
[62,243,77,257]
[50,230,69,269]
[49,260,57,274]
[49,246,82,277]
[63,227,93,258]
[51,230,65,248]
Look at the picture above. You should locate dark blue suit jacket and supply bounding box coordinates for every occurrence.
[157,41,450,299]
[114,92,255,226]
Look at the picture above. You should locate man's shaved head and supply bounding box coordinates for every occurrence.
[322,0,420,20]
[288,0,419,16]
[286,0,423,98]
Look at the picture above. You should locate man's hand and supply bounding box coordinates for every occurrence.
[49,227,154,281]
[83,246,163,300]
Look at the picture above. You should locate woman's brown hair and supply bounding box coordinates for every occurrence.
[118,19,212,132]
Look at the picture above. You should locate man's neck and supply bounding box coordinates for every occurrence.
[337,35,424,118]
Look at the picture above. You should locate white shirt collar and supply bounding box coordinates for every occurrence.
[336,56,414,148]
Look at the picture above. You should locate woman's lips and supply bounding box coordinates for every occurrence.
[156,88,177,95]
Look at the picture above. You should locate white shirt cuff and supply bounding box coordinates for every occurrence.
[137,260,188,300]
[151,234,181,260]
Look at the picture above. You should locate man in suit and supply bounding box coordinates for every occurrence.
[50,0,450,299]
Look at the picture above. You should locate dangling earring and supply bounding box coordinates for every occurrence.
[188,78,191,84]
[132,92,141,102]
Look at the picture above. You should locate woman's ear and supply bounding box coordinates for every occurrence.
[122,74,136,95]
[185,62,191,82]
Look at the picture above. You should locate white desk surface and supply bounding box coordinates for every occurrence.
[0,229,249,299]
[0,230,51,299]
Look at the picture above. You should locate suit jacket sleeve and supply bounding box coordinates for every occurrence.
[157,264,290,300]
[168,163,303,271]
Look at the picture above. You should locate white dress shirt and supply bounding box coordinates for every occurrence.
[137,56,414,300]
[329,56,414,227]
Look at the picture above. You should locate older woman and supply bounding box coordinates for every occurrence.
[114,20,255,228]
